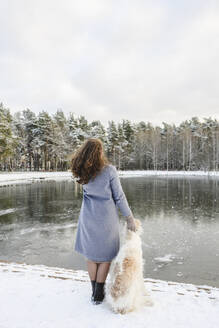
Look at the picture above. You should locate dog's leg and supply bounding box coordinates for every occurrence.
[140,278,154,306]
[141,279,149,296]
[110,271,130,300]
[110,257,136,300]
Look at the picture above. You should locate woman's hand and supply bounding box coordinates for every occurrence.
[126,215,137,232]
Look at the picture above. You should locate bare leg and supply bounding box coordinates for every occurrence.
[86,259,99,281]
[96,262,111,283]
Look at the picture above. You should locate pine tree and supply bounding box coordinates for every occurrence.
[121,119,135,169]
[33,111,54,170]
[52,110,68,170]
[106,121,118,165]
[0,103,17,170]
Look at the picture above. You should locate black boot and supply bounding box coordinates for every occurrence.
[93,282,105,305]
[91,280,96,302]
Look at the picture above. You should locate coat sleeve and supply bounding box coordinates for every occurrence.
[109,165,133,217]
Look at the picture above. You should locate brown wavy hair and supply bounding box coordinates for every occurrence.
[70,138,110,184]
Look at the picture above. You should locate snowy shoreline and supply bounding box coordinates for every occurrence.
[0,260,218,328]
[0,169,219,187]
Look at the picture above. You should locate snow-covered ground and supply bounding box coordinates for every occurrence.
[0,169,219,187]
[0,260,218,328]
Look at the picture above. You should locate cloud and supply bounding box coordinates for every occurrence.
[0,0,219,127]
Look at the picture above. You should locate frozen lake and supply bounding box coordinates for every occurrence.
[0,176,219,287]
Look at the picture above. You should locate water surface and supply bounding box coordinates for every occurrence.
[0,176,219,287]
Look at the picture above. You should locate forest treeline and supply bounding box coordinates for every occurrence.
[0,102,219,171]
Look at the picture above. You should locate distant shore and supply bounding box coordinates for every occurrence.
[0,169,219,187]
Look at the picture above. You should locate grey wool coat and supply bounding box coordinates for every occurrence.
[74,164,133,262]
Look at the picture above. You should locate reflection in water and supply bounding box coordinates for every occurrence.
[0,176,219,287]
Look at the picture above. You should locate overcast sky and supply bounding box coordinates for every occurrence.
[1,0,219,127]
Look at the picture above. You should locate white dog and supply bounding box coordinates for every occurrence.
[105,218,153,314]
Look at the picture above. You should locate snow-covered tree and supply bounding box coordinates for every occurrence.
[1,104,219,172]
[107,121,119,165]
[0,103,17,170]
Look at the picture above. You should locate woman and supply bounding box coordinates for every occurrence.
[71,138,136,305]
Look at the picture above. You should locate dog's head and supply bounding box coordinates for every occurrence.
[134,218,143,235]
[134,218,143,234]
[126,218,143,239]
